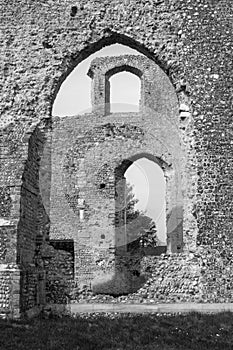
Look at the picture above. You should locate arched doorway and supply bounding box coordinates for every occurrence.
[114,155,167,255]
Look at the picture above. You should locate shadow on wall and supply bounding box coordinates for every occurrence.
[91,205,183,296]
[91,239,166,296]
[17,124,51,312]
[91,154,183,296]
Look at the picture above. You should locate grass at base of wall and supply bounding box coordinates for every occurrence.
[1,312,233,350]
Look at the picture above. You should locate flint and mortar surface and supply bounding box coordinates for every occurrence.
[0,0,232,316]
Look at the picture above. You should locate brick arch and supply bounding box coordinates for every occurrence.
[87,56,145,115]
[86,54,179,117]
[114,152,170,179]
[105,65,142,114]
[105,65,143,80]
[106,67,142,114]
[114,152,177,253]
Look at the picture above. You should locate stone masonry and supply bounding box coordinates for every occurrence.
[47,53,189,295]
[0,0,232,317]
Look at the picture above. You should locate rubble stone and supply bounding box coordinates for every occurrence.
[0,0,232,317]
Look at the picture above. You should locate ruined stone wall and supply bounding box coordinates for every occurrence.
[48,58,185,291]
[0,118,28,317]
[74,247,233,304]
[15,126,48,313]
[0,0,232,313]
[0,118,50,316]
[41,243,74,304]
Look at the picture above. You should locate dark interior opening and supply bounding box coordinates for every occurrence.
[49,239,74,258]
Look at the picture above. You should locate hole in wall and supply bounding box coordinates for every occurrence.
[42,41,53,49]
[132,270,140,277]
[70,6,78,17]
[50,239,74,258]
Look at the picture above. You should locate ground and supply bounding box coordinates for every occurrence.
[1,312,233,350]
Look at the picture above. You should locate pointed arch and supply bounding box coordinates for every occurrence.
[50,32,173,116]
